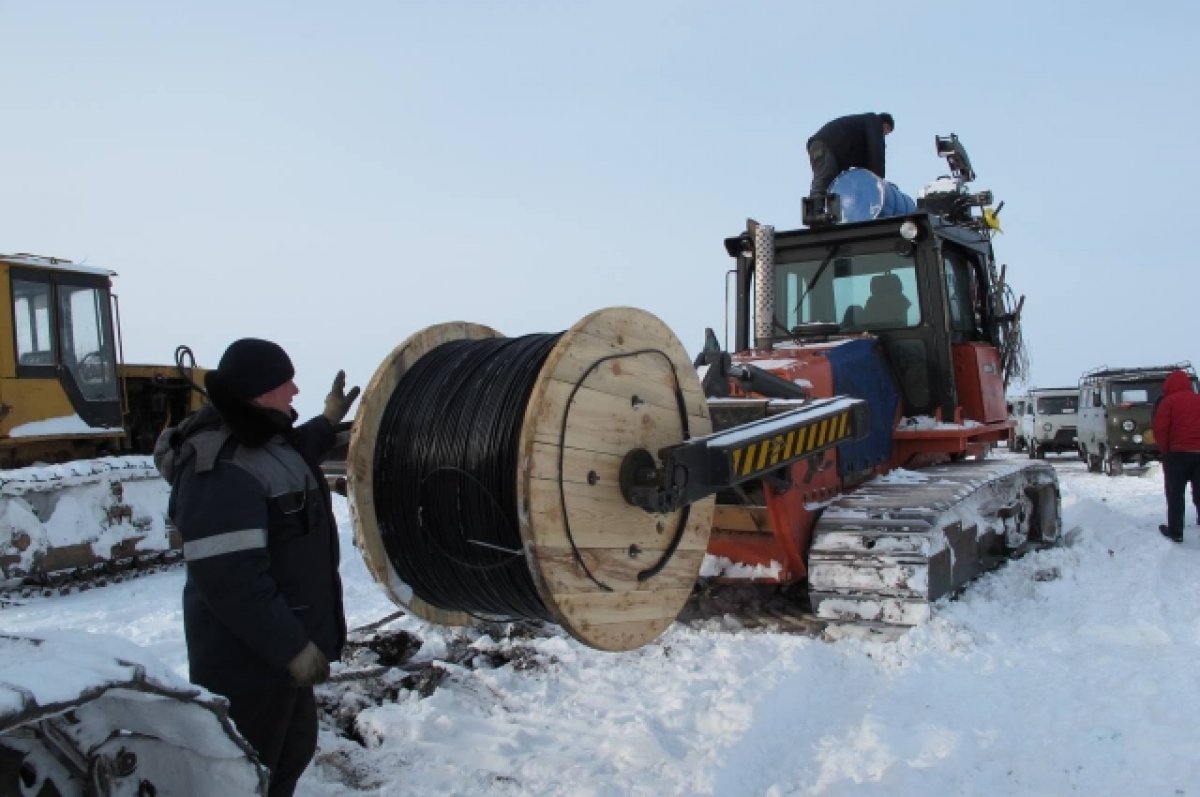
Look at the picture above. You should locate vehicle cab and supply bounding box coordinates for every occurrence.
[1078,363,1198,475]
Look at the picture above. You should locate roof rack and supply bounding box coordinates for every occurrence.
[1079,362,1195,382]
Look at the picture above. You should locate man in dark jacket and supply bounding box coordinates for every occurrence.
[807,112,894,195]
[154,338,359,797]
[1151,369,1200,542]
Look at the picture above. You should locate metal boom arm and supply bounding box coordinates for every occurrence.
[619,397,868,514]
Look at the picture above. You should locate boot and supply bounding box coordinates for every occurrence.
[1159,524,1183,543]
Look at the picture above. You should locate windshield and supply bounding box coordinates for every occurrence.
[1036,395,1077,414]
[774,250,920,332]
[1109,381,1162,406]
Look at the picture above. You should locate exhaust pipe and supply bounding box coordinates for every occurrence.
[752,222,775,351]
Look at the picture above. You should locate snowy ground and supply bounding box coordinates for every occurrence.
[4,449,1199,796]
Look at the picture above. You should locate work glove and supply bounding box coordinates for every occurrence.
[286,640,331,686]
[323,370,361,425]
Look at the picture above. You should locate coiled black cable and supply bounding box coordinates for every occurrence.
[373,334,561,621]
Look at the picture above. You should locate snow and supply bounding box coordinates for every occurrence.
[4,451,1200,795]
[0,253,114,277]
[897,415,983,431]
[917,177,960,197]
[0,457,171,578]
[7,413,120,437]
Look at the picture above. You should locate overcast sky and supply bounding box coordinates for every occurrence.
[3,1,1196,419]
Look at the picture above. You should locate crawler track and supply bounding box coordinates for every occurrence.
[807,458,1060,625]
[0,549,184,605]
[676,459,1060,636]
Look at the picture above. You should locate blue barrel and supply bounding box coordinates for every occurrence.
[829,168,917,223]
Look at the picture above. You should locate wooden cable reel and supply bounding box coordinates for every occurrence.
[347,307,714,651]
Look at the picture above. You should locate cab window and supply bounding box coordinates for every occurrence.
[13,278,55,367]
[58,283,118,402]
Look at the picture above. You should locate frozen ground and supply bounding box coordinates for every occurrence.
[4,450,1199,796]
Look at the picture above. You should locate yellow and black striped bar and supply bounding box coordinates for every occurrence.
[707,397,868,487]
[729,411,852,478]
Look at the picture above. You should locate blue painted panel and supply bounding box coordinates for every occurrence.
[826,338,898,475]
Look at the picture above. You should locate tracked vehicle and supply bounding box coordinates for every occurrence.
[346,135,1062,646]
[0,253,206,587]
[687,135,1060,625]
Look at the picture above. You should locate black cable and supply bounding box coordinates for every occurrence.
[174,345,206,395]
[373,334,561,621]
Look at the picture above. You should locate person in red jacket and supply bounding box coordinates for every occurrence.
[1151,369,1200,542]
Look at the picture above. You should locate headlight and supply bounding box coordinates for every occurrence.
[1042,422,1052,432]
[1133,434,1144,443]
[899,221,920,241]
[1121,420,1135,432]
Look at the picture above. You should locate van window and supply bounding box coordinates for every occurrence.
[1036,395,1077,414]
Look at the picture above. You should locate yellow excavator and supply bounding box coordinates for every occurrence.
[0,252,207,585]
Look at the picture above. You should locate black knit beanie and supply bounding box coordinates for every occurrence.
[211,338,295,400]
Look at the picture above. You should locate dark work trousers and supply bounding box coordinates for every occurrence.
[226,686,318,797]
[1163,452,1200,537]
[807,139,841,195]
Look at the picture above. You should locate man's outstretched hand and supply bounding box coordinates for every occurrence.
[323,370,361,424]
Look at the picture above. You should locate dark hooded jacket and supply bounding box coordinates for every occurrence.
[808,113,888,179]
[154,387,346,697]
[1152,370,1200,454]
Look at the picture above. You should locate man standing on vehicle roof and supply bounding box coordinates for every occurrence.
[154,338,360,797]
[807,112,894,196]
[1151,369,1200,542]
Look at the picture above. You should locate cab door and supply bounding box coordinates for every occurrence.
[8,267,122,431]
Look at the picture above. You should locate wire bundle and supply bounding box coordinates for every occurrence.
[373,333,562,621]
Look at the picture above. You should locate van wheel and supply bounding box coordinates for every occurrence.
[1087,451,1102,473]
[1105,448,1123,477]
[1078,444,1088,462]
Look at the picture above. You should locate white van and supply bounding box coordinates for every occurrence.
[1007,394,1030,451]
[1022,388,1079,458]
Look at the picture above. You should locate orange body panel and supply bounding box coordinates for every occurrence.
[952,342,1008,423]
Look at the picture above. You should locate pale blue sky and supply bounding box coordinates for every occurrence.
[3,1,1196,418]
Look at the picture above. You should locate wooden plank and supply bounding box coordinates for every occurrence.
[553,587,694,625]
[529,441,623,487]
[543,328,708,418]
[558,618,685,653]
[533,546,704,593]
[524,477,711,551]
[712,505,771,534]
[528,380,707,458]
